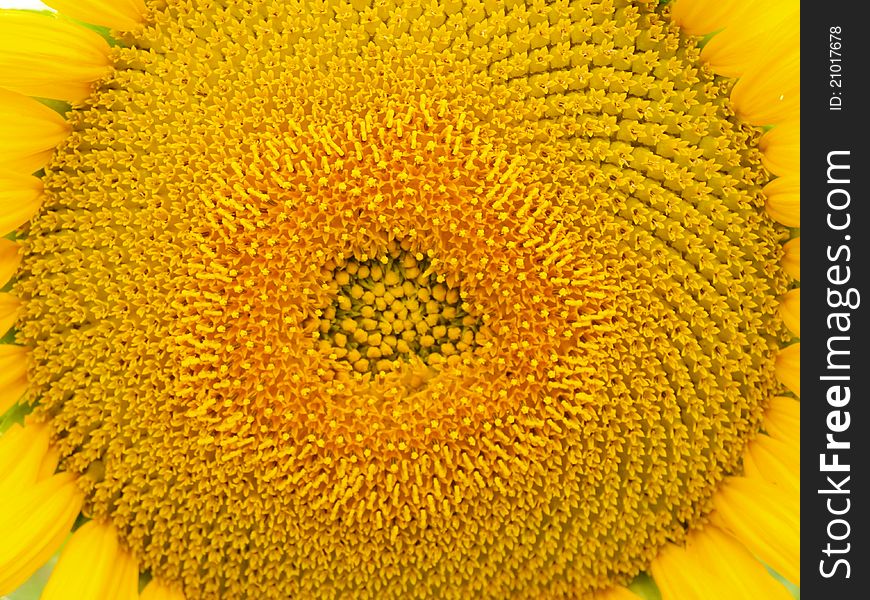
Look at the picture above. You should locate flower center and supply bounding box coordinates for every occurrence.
[318,250,479,374]
[13,1,790,598]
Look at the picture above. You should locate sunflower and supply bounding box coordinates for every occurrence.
[0,0,799,598]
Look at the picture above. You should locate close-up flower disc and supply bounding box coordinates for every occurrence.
[0,0,801,599]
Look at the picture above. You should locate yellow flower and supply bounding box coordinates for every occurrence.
[0,0,799,598]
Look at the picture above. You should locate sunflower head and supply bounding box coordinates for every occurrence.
[0,1,799,599]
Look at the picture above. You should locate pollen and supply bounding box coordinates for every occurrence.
[12,0,789,598]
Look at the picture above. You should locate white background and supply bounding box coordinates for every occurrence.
[0,1,51,9]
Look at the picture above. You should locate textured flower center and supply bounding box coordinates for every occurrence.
[13,1,789,598]
[316,248,480,374]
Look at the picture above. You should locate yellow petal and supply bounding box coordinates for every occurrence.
[731,47,800,126]
[0,11,110,102]
[651,525,792,600]
[0,292,20,337]
[0,422,49,491]
[764,176,800,228]
[106,543,141,600]
[701,6,798,79]
[39,445,61,480]
[713,476,800,586]
[650,542,704,599]
[775,342,800,397]
[782,237,800,281]
[0,344,28,415]
[779,288,799,338]
[744,433,799,496]
[0,471,83,595]
[760,120,799,177]
[43,0,147,31]
[3,150,56,176]
[670,0,749,36]
[141,579,186,600]
[0,168,43,236]
[0,238,21,287]
[0,89,69,173]
[765,396,799,447]
[594,585,641,600]
[41,520,140,600]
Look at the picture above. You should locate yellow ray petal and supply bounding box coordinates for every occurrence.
[3,150,56,176]
[775,342,800,397]
[0,238,21,287]
[764,176,800,228]
[0,11,111,103]
[782,237,800,281]
[765,396,799,447]
[106,543,141,600]
[744,433,799,495]
[39,445,61,480]
[713,476,800,586]
[731,47,800,126]
[43,0,147,32]
[670,0,749,36]
[0,345,28,415]
[700,6,798,79]
[779,288,800,338]
[141,579,186,600]
[41,520,140,600]
[0,471,83,595]
[760,120,799,177]
[0,292,20,337]
[650,542,702,600]
[594,585,641,600]
[651,525,793,600]
[0,422,49,491]
[0,169,43,236]
[0,89,69,173]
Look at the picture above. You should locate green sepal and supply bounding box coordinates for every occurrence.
[629,572,662,600]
